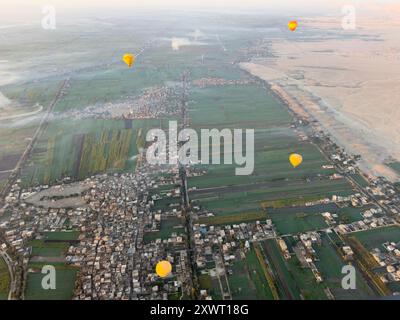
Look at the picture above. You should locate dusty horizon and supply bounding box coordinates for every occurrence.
[1,0,400,15]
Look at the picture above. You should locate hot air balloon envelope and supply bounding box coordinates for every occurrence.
[156,260,172,278]
[289,153,303,168]
[123,53,135,68]
[288,21,298,32]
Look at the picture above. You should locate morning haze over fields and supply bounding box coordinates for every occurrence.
[0,0,400,302]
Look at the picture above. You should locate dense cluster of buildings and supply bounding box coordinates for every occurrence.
[62,86,181,120]
[0,158,192,300]
[191,219,276,299]
[69,172,147,299]
[192,77,253,88]
[373,242,400,284]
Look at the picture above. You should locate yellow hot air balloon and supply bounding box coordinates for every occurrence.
[156,260,172,278]
[289,153,303,168]
[123,53,135,68]
[288,21,298,32]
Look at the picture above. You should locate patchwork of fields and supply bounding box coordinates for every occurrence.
[0,256,10,300]
[3,16,396,301]
[20,118,162,186]
[184,81,361,299]
[188,83,354,225]
[25,231,79,300]
[353,226,400,250]
[313,233,375,300]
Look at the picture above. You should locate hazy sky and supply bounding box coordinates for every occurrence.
[2,0,398,11]
[1,0,399,21]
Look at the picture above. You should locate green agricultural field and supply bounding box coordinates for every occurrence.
[336,207,365,224]
[51,39,229,114]
[314,233,375,299]
[54,69,172,113]
[187,81,354,234]
[188,131,338,189]
[143,217,185,243]
[388,162,400,175]
[0,124,37,162]
[153,196,181,210]
[263,240,327,300]
[29,240,69,257]
[388,281,400,294]
[0,256,10,300]
[349,174,370,188]
[26,232,80,300]
[43,231,79,241]
[189,85,292,129]
[228,259,261,300]
[261,239,302,300]
[198,274,212,291]
[0,79,68,193]
[261,195,325,209]
[1,79,63,111]
[244,246,275,300]
[286,256,328,300]
[261,239,327,300]
[21,118,163,186]
[353,226,400,250]
[194,195,261,216]
[15,41,195,188]
[25,263,78,300]
[191,179,353,217]
[0,179,6,194]
[199,210,266,226]
[209,278,223,300]
[267,211,328,235]
[186,81,354,230]
[154,183,179,193]
[0,121,38,193]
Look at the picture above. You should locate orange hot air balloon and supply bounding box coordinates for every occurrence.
[288,21,298,32]
[156,260,172,278]
[123,53,135,68]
